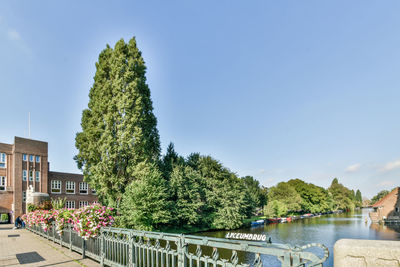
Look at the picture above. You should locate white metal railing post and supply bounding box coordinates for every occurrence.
[100,229,105,266]
[82,238,86,259]
[177,234,187,267]
[69,225,72,251]
[129,232,134,267]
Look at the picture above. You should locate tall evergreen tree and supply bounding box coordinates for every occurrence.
[160,142,184,180]
[75,38,161,207]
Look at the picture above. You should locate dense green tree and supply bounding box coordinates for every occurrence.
[186,153,201,171]
[211,178,246,229]
[195,156,247,229]
[328,178,355,211]
[288,179,331,213]
[170,165,204,226]
[268,182,302,212]
[75,38,161,207]
[264,200,288,218]
[241,176,266,217]
[370,190,390,205]
[119,163,171,230]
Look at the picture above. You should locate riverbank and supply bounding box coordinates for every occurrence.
[160,211,344,235]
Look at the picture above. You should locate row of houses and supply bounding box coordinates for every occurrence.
[0,137,97,222]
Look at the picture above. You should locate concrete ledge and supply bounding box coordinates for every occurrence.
[334,239,400,267]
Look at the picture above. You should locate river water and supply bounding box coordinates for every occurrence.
[194,208,400,266]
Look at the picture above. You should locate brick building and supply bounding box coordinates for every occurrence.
[369,187,400,223]
[0,137,97,222]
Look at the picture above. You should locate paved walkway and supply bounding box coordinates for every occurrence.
[0,224,100,267]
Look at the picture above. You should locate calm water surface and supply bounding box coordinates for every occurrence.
[195,209,400,266]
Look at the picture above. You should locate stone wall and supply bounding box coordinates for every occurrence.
[334,239,400,267]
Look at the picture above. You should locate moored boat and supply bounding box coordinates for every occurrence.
[267,218,281,223]
[251,219,265,226]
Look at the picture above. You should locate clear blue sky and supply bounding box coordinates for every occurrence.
[1,1,399,198]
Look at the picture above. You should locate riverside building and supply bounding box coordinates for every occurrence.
[0,137,97,222]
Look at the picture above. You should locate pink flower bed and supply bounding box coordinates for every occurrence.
[22,204,115,240]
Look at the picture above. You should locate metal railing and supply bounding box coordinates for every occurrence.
[26,223,329,266]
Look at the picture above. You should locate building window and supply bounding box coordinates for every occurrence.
[79,182,88,194]
[91,189,97,195]
[66,181,75,194]
[51,180,61,194]
[0,153,5,168]
[23,191,26,202]
[29,155,34,162]
[0,176,5,191]
[23,154,27,161]
[23,170,27,181]
[65,201,75,209]
[29,170,33,181]
[35,171,40,182]
[79,201,89,208]
[396,207,399,213]
[35,155,40,163]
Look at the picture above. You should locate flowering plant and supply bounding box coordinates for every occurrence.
[72,204,115,240]
[22,204,115,239]
[53,208,74,235]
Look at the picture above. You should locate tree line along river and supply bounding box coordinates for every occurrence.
[194,208,400,266]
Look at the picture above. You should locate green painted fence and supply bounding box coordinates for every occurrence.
[26,223,328,266]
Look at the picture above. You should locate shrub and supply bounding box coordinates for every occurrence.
[38,200,52,210]
[27,204,38,212]
[0,214,8,222]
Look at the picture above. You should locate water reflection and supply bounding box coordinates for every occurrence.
[195,208,400,266]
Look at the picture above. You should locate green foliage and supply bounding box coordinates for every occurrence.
[287,179,332,213]
[27,204,38,212]
[241,176,268,217]
[264,200,288,218]
[268,182,302,212]
[195,156,247,229]
[27,201,52,212]
[51,197,66,210]
[263,178,361,218]
[75,37,161,208]
[370,190,390,205]
[160,143,185,180]
[164,153,252,230]
[119,163,171,231]
[170,165,204,226]
[355,189,362,207]
[328,178,355,211]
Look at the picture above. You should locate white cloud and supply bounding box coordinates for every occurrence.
[381,159,400,172]
[258,169,265,174]
[378,180,395,187]
[8,29,21,40]
[345,163,361,173]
